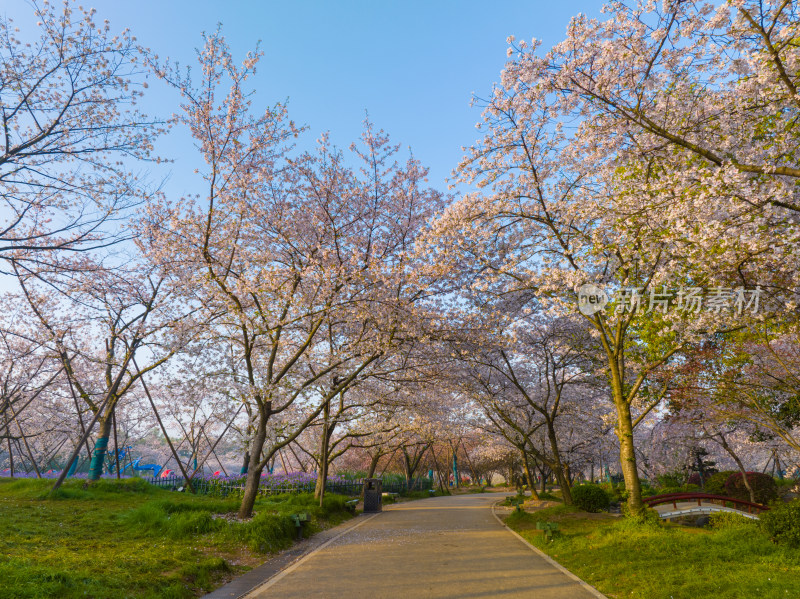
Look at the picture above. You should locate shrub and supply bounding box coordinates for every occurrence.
[657,473,683,488]
[725,472,777,504]
[571,484,611,513]
[760,499,800,548]
[620,504,662,527]
[708,511,756,530]
[227,512,297,553]
[599,482,627,503]
[687,472,703,487]
[166,511,221,539]
[704,471,737,495]
[640,482,656,498]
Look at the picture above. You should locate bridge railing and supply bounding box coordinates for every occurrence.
[644,492,770,514]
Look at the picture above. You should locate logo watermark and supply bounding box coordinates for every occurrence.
[577,284,762,317]
[578,284,608,315]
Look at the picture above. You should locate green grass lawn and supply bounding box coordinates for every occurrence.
[503,506,800,599]
[0,477,353,599]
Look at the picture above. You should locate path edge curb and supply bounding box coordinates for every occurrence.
[491,502,608,599]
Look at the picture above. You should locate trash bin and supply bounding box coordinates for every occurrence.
[363,478,382,513]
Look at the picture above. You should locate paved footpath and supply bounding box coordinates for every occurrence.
[233,493,605,599]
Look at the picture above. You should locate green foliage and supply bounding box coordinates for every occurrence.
[704,470,737,495]
[404,489,442,499]
[655,483,701,495]
[708,511,757,530]
[537,491,562,502]
[725,472,778,504]
[656,473,683,488]
[505,504,580,528]
[760,499,800,548]
[504,502,800,598]
[226,512,297,553]
[599,482,627,503]
[640,482,656,497]
[0,477,157,501]
[167,511,222,539]
[335,470,368,480]
[620,504,662,527]
[571,484,611,512]
[0,479,354,598]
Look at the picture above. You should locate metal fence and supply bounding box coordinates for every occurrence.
[147,475,433,497]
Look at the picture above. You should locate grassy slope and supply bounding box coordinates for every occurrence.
[503,505,800,599]
[0,477,352,599]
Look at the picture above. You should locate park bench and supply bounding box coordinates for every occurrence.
[428,489,436,495]
[382,492,399,499]
[536,521,559,541]
[345,499,358,514]
[290,513,310,540]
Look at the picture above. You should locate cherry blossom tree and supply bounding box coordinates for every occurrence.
[499,0,800,294]
[451,313,598,502]
[0,1,161,271]
[145,31,443,518]
[420,0,790,517]
[12,258,188,488]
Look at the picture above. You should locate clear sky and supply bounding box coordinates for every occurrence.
[6,0,602,197]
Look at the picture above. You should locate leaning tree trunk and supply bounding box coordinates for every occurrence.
[717,434,756,504]
[367,451,382,479]
[238,418,268,519]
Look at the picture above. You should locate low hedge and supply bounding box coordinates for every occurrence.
[571,484,611,513]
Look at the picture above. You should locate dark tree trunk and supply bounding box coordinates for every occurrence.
[367,452,381,479]
[522,449,540,500]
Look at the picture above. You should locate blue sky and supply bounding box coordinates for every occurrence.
[7,1,601,197]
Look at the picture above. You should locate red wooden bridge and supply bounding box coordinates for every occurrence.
[643,492,771,520]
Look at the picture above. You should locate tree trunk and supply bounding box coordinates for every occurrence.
[546,423,572,504]
[88,414,114,481]
[240,450,250,476]
[522,450,540,500]
[113,411,120,479]
[774,452,783,480]
[367,451,381,479]
[7,430,13,477]
[616,401,644,516]
[717,434,756,504]
[694,449,706,489]
[314,400,333,505]
[429,446,446,493]
[238,418,268,519]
